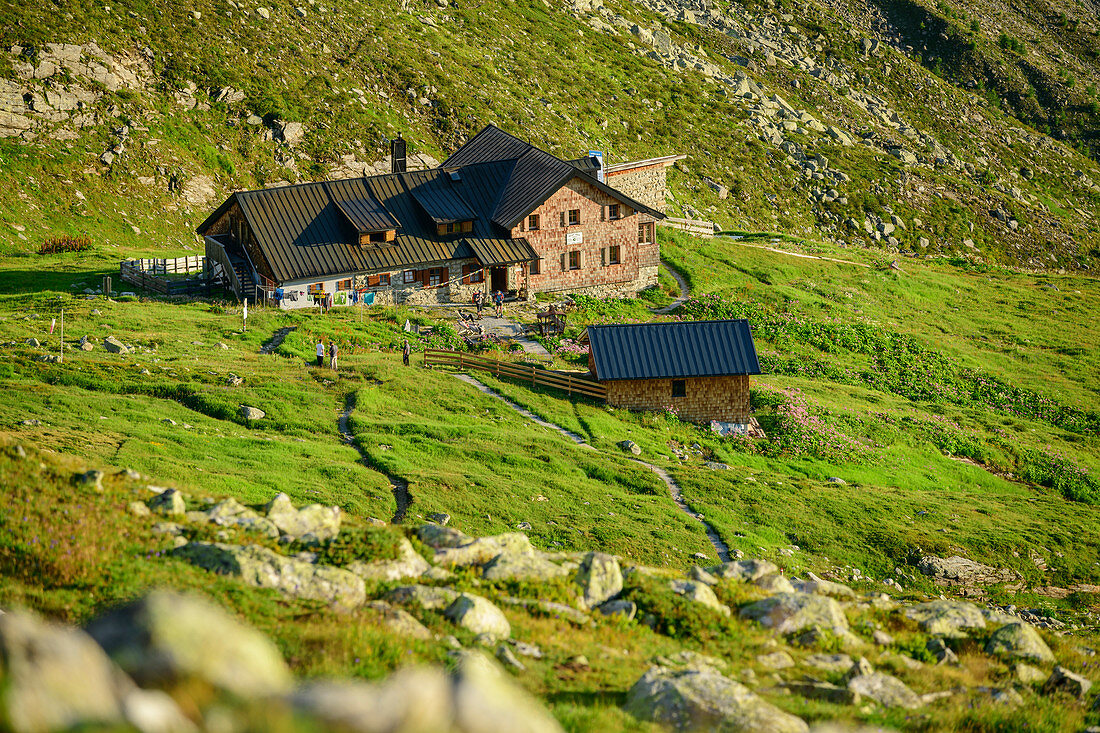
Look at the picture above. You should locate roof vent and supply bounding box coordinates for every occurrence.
[391,134,407,174]
[449,170,461,182]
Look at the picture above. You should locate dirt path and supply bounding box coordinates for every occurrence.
[338,394,410,523]
[260,326,297,354]
[651,260,691,315]
[452,373,731,563]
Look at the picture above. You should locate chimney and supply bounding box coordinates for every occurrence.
[391,134,407,174]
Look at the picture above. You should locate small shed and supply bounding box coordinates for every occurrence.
[583,319,761,424]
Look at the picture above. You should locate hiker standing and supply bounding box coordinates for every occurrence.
[402,339,411,366]
[473,290,484,319]
[315,339,325,367]
[493,289,504,317]
[329,340,338,371]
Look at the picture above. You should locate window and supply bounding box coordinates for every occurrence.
[671,379,686,398]
[568,250,580,270]
[608,204,620,220]
[639,222,655,244]
[608,245,621,265]
[462,265,484,284]
[567,209,581,225]
[403,270,416,284]
[528,214,540,231]
[336,278,352,291]
[308,282,324,295]
[529,258,540,276]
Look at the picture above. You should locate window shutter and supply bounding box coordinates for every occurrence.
[601,248,607,266]
[560,253,566,272]
[559,211,566,227]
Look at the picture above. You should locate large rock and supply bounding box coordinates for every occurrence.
[203,497,279,538]
[432,532,535,568]
[847,673,922,709]
[707,558,778,582]
[669,579,731,616]
[388,584,460,611]
[575,552,623,609]
[103,336,130,354]
[1041,665,1092,699]
[347,536,429,581]
[263,492,340,543]
[0,609,190,733]
[904,600,986,638]
[740,592,849,636]
[171,542,365,608]
[482,551,568,582]
[444,593,511,638]
[85,590,292,698]
[623,661,808,732]
[985,622,1055,663]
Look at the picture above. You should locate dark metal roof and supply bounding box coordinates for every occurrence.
[196,124,666,283]
[466,237,538,266]
[586,320,761,381]
[409,175,476,224]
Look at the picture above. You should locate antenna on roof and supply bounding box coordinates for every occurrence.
[391,134,407,174]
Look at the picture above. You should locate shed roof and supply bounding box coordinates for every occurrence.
[585,320,761,381]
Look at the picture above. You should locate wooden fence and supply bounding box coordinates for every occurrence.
[423,349,607,400]
[660,217,717,238]
[120,257,213,296]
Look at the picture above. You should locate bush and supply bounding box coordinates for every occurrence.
[37,235,92,254]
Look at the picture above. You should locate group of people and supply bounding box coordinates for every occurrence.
[472,289,505,319]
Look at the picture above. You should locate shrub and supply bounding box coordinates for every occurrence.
[37,235,92,254]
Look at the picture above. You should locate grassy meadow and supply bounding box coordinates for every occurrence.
[2,232,1100,730]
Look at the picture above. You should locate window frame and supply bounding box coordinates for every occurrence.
[568,250,581,270]
[567,208,581,226]
[671,379,686,398]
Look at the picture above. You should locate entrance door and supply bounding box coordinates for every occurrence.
[490,267,507,293]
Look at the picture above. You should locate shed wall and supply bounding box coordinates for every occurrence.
[604,375,751,424]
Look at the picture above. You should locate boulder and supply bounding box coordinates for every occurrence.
[444,593,511,639]
[347,537,429,581]
[388,584,460,611]
[363,601,432,640]
[575,552,623,609]
[263,492,340,543]
[432,532,535,568]
[904,600,986,638]
[740,592,849,636]
[0,608,190,733]
[707,558,778,582]
[669,579,731,616]
[599,599,637,621]
[239,405,265,420]
[482,551,568,582]
[1041,665,1091,699]
[146,488,185,517]
[171,542,366,608]
[847,673,922,709]
[754,573,796,594]
[623,662,808,732]
[103,336,129,354]
[985,622,1054,663]
[85,590,292,698]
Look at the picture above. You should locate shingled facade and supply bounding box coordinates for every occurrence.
[197,125,668,309]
